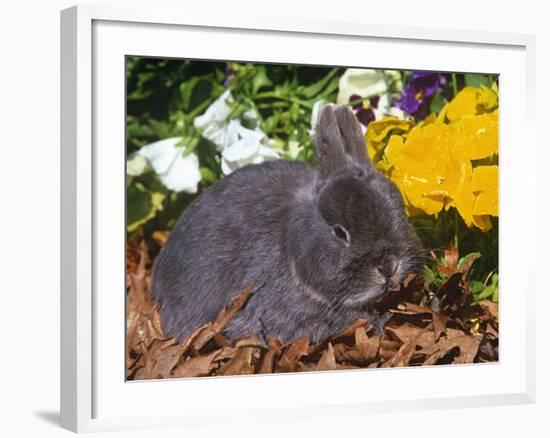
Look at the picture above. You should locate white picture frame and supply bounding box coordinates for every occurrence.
[60,4,536,433]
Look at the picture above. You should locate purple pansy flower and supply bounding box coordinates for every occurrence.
[396,72,443,116]
[349,94,381,127]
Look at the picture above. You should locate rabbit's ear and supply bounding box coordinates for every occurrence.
[334,105,371,166]
[314,105,348,177]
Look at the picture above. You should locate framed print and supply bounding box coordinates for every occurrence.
[60,4,536,433]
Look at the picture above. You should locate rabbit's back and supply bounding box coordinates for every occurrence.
[152,160,317,340]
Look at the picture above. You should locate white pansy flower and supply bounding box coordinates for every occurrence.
[194,90,237,151]
[195,90,280,175]
[336,69,388,104]
[384,70,404,94]
[126,153,150,176]
[220,125,280,175]
[131,137,202,193]
[335,69,408,133]
[372,94,407,121]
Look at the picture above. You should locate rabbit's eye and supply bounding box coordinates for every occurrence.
[332,224,351,245]
[355,169,366,178]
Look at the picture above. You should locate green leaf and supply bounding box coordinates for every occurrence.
[457,252,481,271]
[429,91,446,114]
[299,68,339,99]
[252,66,273,95]
[180,77,214,111]
[477,285,496,300]
[423,265,440,288]
[199,166,218,184]
[148,119,172,139]
[127,183,165,233]
[470,280,485,295]
[464,74,491,88]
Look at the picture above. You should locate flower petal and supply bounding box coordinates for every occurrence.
[194,90,232,130]
[126,152,150,176]
[138,137,201,193]
[336,69,387,105]
[159,151,201,193]
[138,137,183,175]
[471,165,498,216]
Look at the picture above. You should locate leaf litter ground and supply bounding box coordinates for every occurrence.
[126,231,498,380]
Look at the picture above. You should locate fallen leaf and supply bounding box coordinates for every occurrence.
[478,300,499,322]
[444,243,459,272]
[384,337,416,367]
[172,350,221,378]
[151,230,170,247]
[258,337,283,374]
[419,335,482,365]
[385,324,435,349]
[355,327,380,363]
[277,336,310,372]
[315,343,337,371]
[235,333,267,349]
[218,347,256,376]
[213,271,264,333]
[333,343,362,364]
[125,233,497,380]
[379,339,401,360]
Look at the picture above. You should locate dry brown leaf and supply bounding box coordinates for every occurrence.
[384,337,416,368]
[419,335,482,365]
[333,343,362,363]
[277,336,310,372]
[333,319,371,340]
[258,337,283,374]
[151,230,170,247]
[172,350,221,378]
[315,343,337,371]
[374,274,424,314]
[379,339,401,360]
[181,271,265,354]
[355,327,380,363]
[235,333,267,349]
[478,300,499,321]
[391,302,449,341]
[444,243,459,273]
[432,312,449,341]
[134,337,177,379]
[125,234,496,380]
[218,347,256,376]
[213,271,264,332]
[385,324,435,349]
[213,346,238,362]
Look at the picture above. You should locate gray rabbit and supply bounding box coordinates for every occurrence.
[151,104,423,344]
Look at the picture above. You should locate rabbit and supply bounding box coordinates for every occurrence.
[151,104,423,344]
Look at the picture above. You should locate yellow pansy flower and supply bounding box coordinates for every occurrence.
[440,85,499,121]
[453,165,498,231]
[386,122,472,216]
[364,117,414,162]
[376,116,498,229]
[365,82,499,231]
[450,111,499,160]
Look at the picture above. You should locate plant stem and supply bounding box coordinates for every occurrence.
[347,96,371,108]
[451,73,458,96]
[454,208,459,248]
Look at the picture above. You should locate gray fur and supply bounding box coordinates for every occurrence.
[151,105,423,344]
